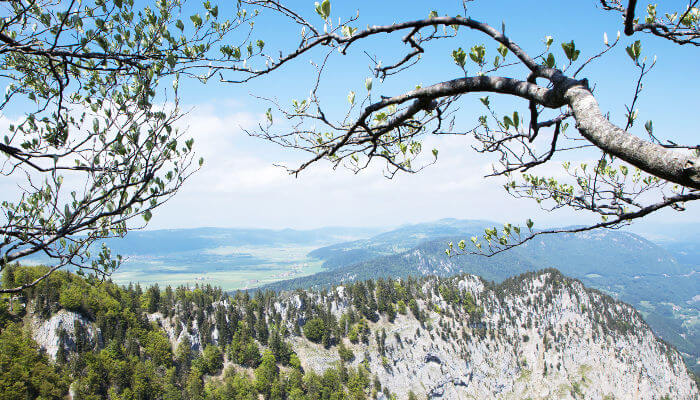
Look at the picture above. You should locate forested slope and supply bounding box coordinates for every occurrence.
[1,265,697,399]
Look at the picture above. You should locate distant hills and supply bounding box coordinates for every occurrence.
[307,219,495,270]
[99,226,384,255]
[266,218,689,290]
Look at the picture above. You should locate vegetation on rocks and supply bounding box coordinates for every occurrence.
[0,264,697,399]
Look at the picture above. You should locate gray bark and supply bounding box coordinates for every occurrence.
[564,84,700,189]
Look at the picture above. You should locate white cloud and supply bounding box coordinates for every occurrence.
[146,100,611,230]
[6,98,689,232]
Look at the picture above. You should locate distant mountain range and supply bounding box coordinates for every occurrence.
[265,218,690,289]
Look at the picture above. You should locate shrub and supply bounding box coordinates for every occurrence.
[202,345,223,375]
[303,318,326,343]
[338,342,355,362]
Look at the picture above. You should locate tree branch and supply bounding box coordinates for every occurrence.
[563,84,700,190]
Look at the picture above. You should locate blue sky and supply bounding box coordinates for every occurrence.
[6,0,698,232]
[144,0,700,231]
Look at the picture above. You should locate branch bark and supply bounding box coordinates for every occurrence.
[356,73,700,191]
[563,84,700,189]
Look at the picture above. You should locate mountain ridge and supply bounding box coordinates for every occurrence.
[5,265,697,399]
[259,219,700,374]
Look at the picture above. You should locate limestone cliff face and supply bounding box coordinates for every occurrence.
[276,272,698,399]
[30,309,100,359]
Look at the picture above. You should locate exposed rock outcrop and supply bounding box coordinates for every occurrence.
[31,309,100,359]
[286,272,698,399]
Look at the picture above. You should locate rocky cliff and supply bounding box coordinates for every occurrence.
[27,269,698,399]
[274,271,697,399]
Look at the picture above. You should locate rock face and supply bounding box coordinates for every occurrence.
[284,272,698,399]
[31,309,99,359]
[148,301,227,352]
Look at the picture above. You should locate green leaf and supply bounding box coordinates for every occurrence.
[365,77,372,91]
[143,210,152,222]
[544,36,554,48]
[544,53,555,68]
[321,0,331,18]
[503,115,513,129]
[479,96,490,107]
[680,7,699,26]
[497,43,508,58]
[347,91,355,104]
[526,218,534,230]
[432,148,438,158]
[341,25,357,37]
[645,4,657,23]
[452,47,466,68]
[314,0,331,19]
[398,142,407,154]
[190,14,202,28]
[561,40,580,62]
[374,112,388,122]
[626,40,642,62]
[598,158,607,171]
[469,45,486,65]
